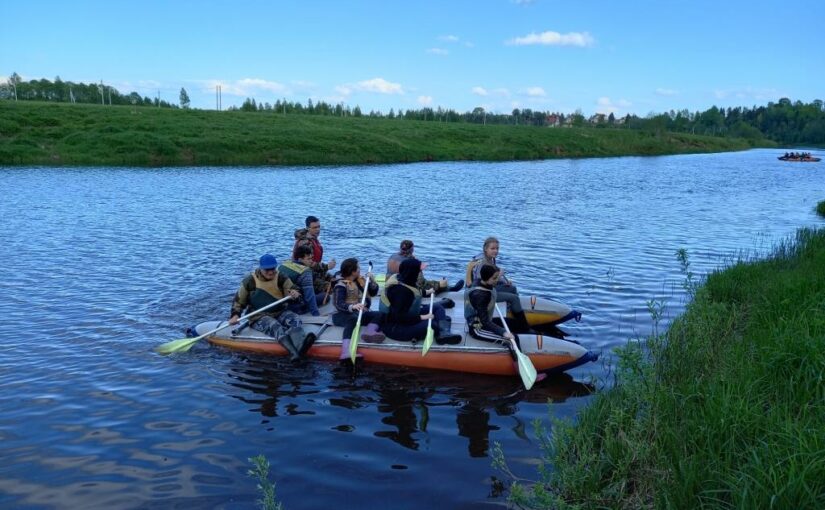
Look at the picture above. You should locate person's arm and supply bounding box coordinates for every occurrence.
[230,276,254,322]
[470,290,507,336]
[298,270,320,315]
[386,285,420,325]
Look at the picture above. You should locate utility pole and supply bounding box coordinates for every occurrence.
[216,85,219,110]
[157,90,160,108]
[108,87,112,105]
[219,85,222,110]
[99,80,105,105]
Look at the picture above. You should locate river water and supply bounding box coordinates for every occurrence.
[0,149,822,509]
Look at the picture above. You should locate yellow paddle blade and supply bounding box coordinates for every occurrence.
[349,326,360,363]
[421,326,435,356]
[155,336,201,354]
[514,349,538,389]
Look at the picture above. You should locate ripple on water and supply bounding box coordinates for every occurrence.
[0,151,823,508]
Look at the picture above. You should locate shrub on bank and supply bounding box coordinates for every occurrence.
[503,228,825,509]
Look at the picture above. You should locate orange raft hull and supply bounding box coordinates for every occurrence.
[202,322,597,377]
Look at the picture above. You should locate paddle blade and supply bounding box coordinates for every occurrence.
[514,349,538,390]
[349,326,360,363]
[421,326,435,356]
[155,336,201,355]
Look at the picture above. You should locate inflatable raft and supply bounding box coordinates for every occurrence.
[192,291,597,377]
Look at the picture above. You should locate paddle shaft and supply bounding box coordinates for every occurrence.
[349,262,374,362]
[200,295,293,341]
[426,291,435,331]
[495,303,528,359]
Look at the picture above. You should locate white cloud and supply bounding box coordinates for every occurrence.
[335,85,352,97]
[507,31,595,47]
[655,88,678,96]
[713,87,781,102]
[417,95,433,106]
[439,35,460,42]
[427,48,449,56]
[471,86,488,96]
[202,78,288,96]
[354,77,404,94]
[512,0,536,4]
[525,86,547,97]
[596,96,631,113]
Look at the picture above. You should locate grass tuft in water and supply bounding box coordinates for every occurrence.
[816,200,825,218]
[248,455,282,510]
[499,228,825,509]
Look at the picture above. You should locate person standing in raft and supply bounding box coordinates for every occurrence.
[229,254,313,361]
[293,215,336,299]
[380,258,462,344]
[279,245,323,316]
[333,258,385,358]
[386,239,464,297]
[466,264,546,380]
[465,237,532,332]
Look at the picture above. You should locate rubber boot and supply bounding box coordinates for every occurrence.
[435,320,462,345]
[511,311,536,334]
[299,333,317,356]
[286,326,310,362]
[361,323,385,343]
[437,297,455,309]
[339,337,364,361]
[279,333,302,362]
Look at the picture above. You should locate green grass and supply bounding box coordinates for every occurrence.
[816,200,825,218]
[501,229,825,509]
[0,101,757,166]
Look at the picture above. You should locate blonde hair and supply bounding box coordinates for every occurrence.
[483,237,499,250]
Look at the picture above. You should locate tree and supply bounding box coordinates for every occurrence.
[179,87,191,109]
[8,72,22,100]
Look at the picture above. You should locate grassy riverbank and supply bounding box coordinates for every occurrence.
[0,101,758,166]
[506,229,825,509]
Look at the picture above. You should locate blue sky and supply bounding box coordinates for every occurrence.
[2,0,823,116]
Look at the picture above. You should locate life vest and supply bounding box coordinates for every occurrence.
[379,274,421,314]
[464,285,497,328]
[335,277,368,308]
[248,270,290,314]
[278,260,310,285]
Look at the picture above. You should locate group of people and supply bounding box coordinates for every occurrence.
[783,151,814,159]
[229,215,533,364]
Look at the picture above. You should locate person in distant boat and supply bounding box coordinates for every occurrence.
[333,258,385,355]
[228,254,313,361]
[279,245,324,316]
[386,239,464,295]
[380,258,462,344]
[293,215,336,298]
[465,264,546,381]
[465,237,532,332]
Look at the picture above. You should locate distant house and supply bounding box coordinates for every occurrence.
[545,114,560,127]
[589,113,608,124]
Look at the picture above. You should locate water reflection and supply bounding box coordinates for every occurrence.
[224,354,594,459]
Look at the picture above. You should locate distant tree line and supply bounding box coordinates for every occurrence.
[3,74,824,144]
[0,72,178,108]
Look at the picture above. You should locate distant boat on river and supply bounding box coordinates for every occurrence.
[778,154,820,162]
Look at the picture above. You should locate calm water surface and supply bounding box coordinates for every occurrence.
[1,149,822,509]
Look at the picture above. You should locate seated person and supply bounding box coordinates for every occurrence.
[279,245,325,316]
[332,258,385,357]
[386,239,464,296]
[380,258,461,344]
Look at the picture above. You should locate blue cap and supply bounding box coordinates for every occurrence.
[259,254,278,269]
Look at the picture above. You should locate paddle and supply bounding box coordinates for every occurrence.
[349,262,373,363]
[495,303,538,390]
[155,296,293,354]
[421,291,436,356]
